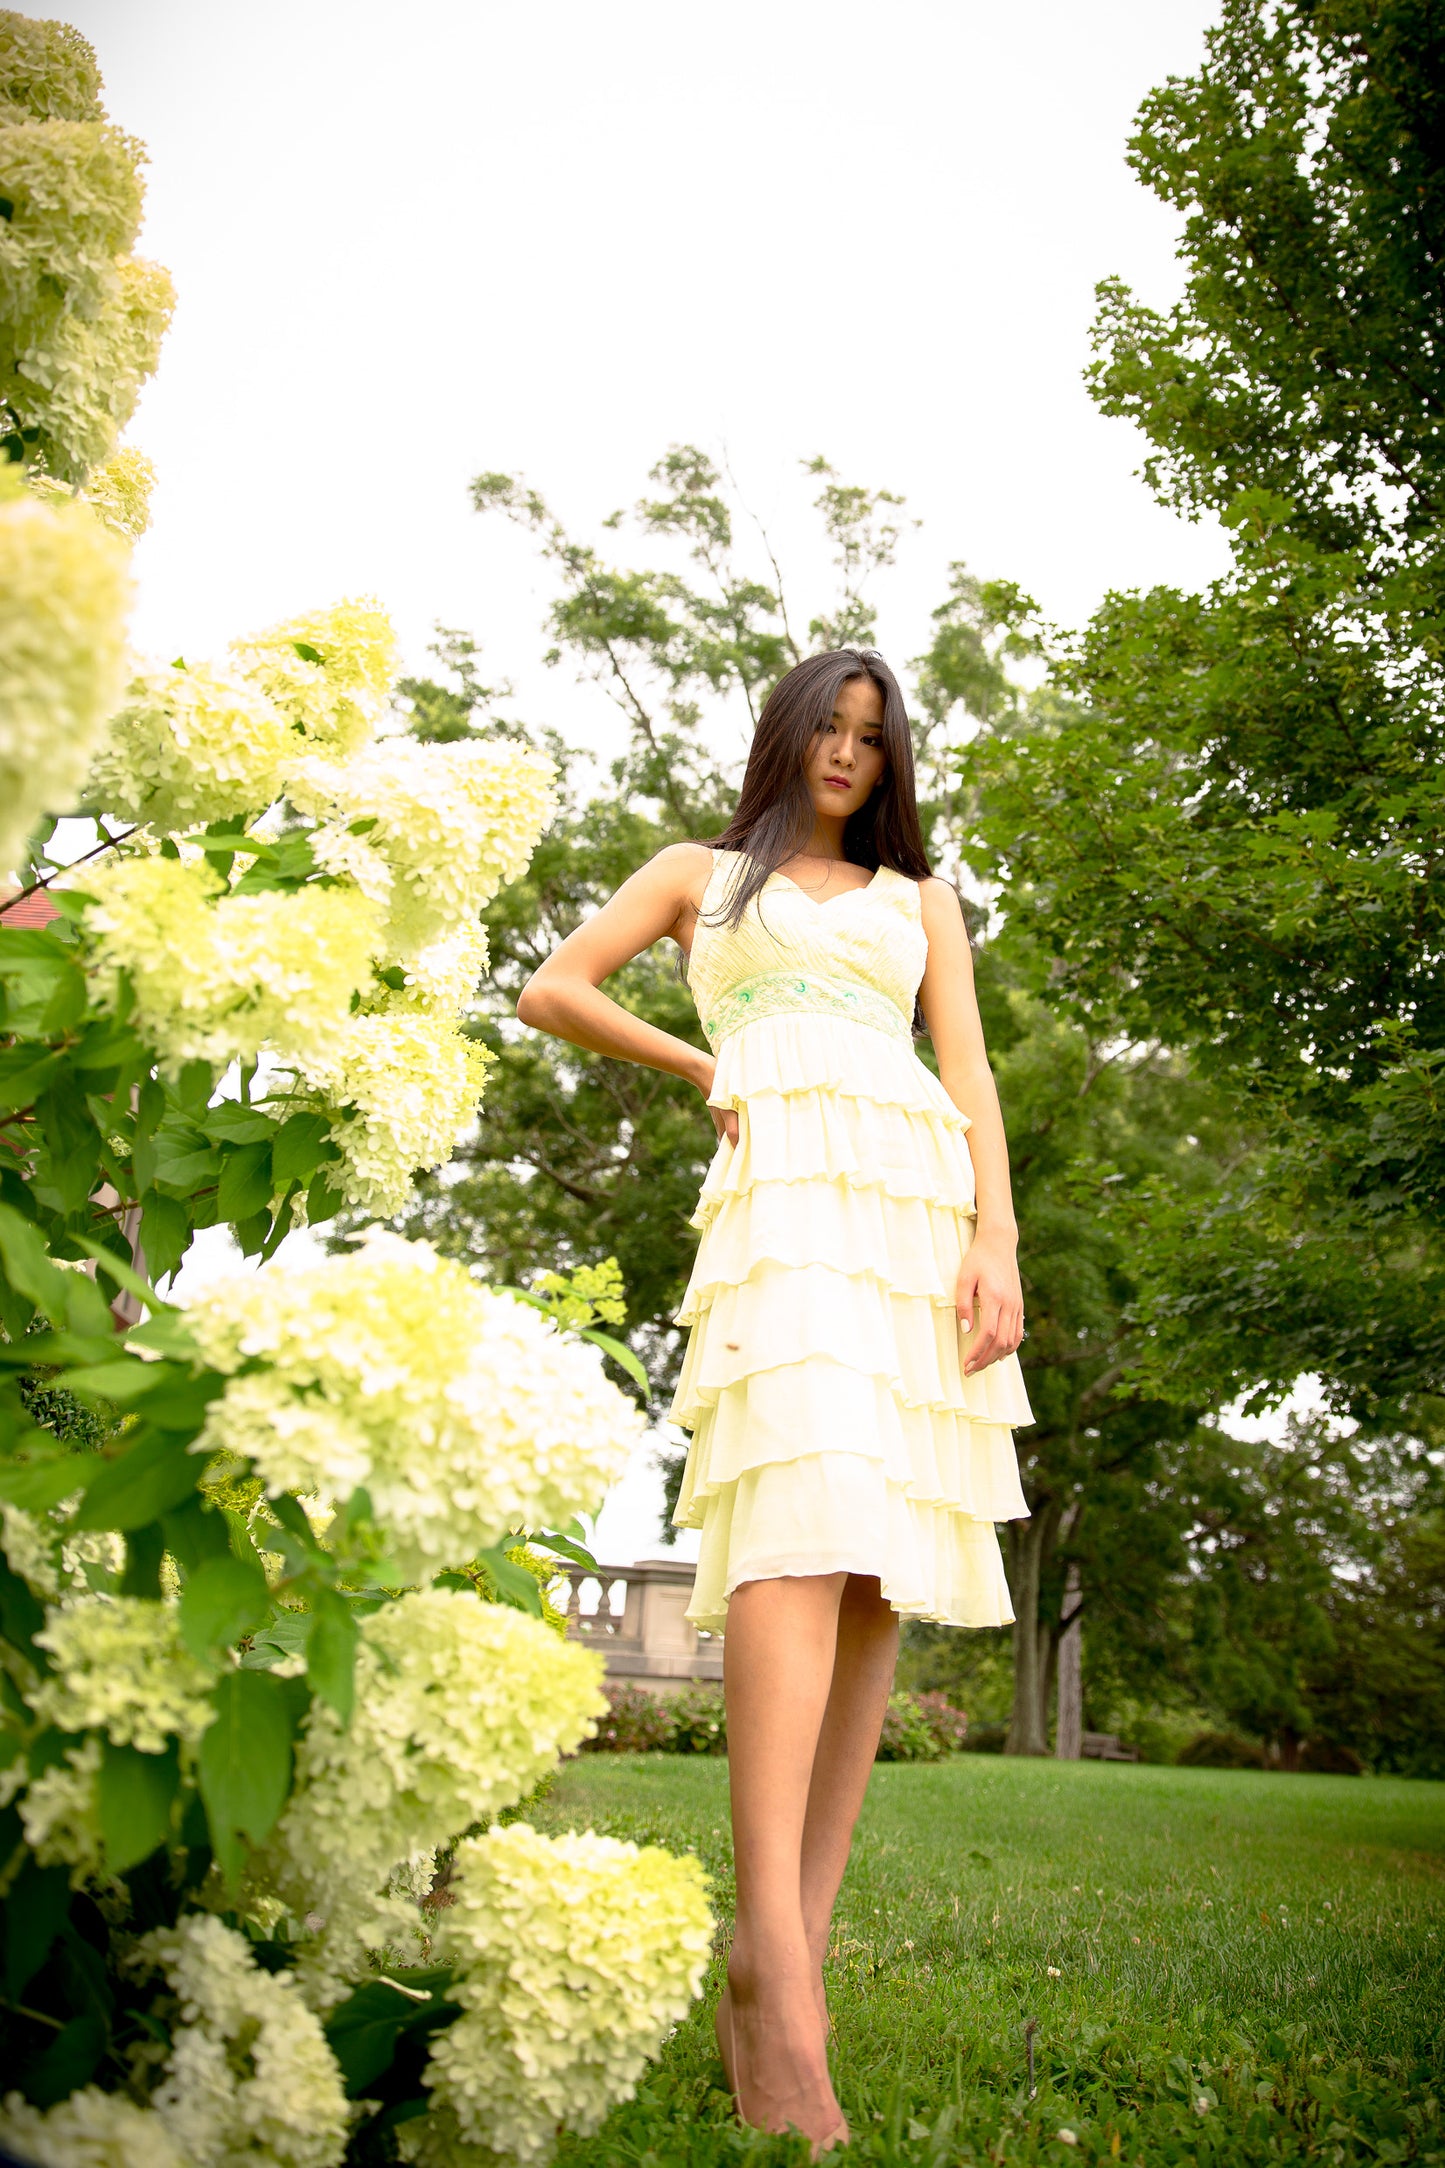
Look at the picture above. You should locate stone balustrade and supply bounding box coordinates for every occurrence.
[555,1558,722,1688]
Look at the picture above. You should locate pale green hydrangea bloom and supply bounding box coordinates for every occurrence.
[399,918,492,1013]
[88,660,294,829]
[140,1915,350,2168]
[260,1590,605,2007]
[1,1500,61,1595]
[416,1823,713,2163]
[79,853,381,1071]
[0,12,105,122]
[7,250,174,482]
[0,2084,182,2168]
[32,1594,215,1753]
[188,1231,645,1577]
[230,597,397,753]
[0,469,132,880]
[19,1734,103,1872]
[24,445,156,538]
[287,736,556,960]
[292,1006,495,1215]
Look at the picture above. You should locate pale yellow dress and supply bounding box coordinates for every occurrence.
[669,849,1033,1634]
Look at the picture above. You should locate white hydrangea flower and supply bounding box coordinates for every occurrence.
[287,736,556,959]
[293,1006,494,1215]
[0,1498,122,1600]
[78,854,381,1072]
[261,1591,604,2006]
[230,597,397,754]
[141,1915,350,2168]
[19,1734,103,1872]
[59,1521,127,1588]
[1,1501,61,1596]
[420,1823,713,2163]
[187,1233,644,1577]
[0,468,132,881]
[401,919,491,1013]
[0,2084,183,2168]
[32,1595,215,1752]
[87,660,294,829]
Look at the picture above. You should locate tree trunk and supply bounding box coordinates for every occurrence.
[1055,1562,1082,1760]
[1005,1500,1061,1755]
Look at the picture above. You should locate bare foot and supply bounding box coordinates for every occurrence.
[727,1965,849,2154]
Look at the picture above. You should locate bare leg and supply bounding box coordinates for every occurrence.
[799,1575,900,2023]
[721,1574,850,2150]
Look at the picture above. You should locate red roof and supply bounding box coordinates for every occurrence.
[0,890,60,929]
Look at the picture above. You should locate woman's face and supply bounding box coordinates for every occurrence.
[803,674,887,826]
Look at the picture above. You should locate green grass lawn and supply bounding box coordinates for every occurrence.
[531,1753,1445,2167]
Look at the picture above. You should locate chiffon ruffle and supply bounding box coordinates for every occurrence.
[668,995,1033,1636]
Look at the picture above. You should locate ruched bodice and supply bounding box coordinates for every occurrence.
[669,851,1032,1633]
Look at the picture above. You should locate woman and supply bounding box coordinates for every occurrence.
[517,648,1032,2151]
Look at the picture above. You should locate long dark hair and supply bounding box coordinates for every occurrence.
[707,648,931,929]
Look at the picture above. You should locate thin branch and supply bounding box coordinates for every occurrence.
[4,824,137,911]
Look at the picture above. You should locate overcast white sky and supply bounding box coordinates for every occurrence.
[72,0,1226,752]
[70,0,1231,1558]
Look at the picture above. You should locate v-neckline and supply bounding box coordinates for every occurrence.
[770,866,885,910]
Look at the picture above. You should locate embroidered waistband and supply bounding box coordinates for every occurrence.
[700,969,912,1049]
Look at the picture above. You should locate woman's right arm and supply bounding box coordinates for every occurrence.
[515,841,717,1094]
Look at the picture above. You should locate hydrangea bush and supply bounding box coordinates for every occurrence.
[0,17,713,2161]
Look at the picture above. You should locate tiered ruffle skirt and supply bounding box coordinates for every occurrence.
[668,1013,1032,1634]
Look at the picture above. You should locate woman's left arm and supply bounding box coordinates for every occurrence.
[917,877,1024,1376]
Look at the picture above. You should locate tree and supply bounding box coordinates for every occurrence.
[968,0,1445,1420]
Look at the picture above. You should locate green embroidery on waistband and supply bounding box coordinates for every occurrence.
[701,969,911,1049]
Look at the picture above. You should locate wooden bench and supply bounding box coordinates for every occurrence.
[1080,1731,1140,1762]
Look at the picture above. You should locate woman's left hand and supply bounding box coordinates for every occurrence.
[956,1233,1025,1375]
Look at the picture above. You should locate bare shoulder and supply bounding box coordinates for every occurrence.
[918,875,966,925]
[643,840,716,907]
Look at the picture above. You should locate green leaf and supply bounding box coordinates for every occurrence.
[267,1490,327,1557]
[205,1102,279,1145]
[150,1131,220,1191]
[580,1326,651,1394]
[534,1526,598,1571]
[0,1449,97,1511]
[179,1554,270,1660]
[0,1042,60,1111]
[127,1305,202,1361]
[161,1493,235,1573]
[307,1587,359,1724]
[135,1190,192,1287]
[120,1520,165,1598]
[0,1199,80,1325]
[97,1739,179,1872]
[272,1110,336,1190]
[242,1608,312,1669]
[217,1140,274,1222]
[307,1168,346,1224]
[293,640,324,663]
[61,1357,180,1404]
[71,1233,174,1314]
[74,1430,201,1531]
[198,1670,295,1882]
[176,1059,215,1112]
[0,1554,46,1645]
[325,1969,460,2095]
[70,1016,142,1072]
[477,1545,544,1615]
[28,2013,107,2109]
[35,1071,101,1211]
[3,1855,71,1998]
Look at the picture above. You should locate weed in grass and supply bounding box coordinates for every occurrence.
[534,1754,1445,2167]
